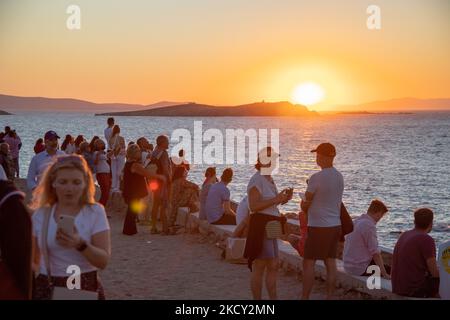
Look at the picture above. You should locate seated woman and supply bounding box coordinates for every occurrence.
[199,167,217,220]
[205,168,236,225]
[168,166,199,234]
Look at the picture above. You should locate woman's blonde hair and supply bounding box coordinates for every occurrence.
[95,138,105,150]
[31,154,96,210]
[126,143,141,162]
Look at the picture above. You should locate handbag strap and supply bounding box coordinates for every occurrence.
[0,190,25,209]
[41,206,54,284]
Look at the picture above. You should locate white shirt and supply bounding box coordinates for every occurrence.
[236,196,249,225]
[65,143,76,154]
[32,203,110,277]
[246,171,279,216]
[104,127,113,150]
[0,165,7,181]
[438,240,450,300]
[306,167,344,227]
[26,150,65,190]
[94,151,110,174]
[142,151,151,166]
[343,214,380,275]
[110,135,126,157]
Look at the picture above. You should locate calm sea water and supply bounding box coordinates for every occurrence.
[1,112,449,248]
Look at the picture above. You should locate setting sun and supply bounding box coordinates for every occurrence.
[292,82,325,106]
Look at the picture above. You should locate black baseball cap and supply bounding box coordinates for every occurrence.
[311,142,336,157]
[44,131,60,140]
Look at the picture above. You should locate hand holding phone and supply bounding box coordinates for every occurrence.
[286,187,294,199]
[57,215,75,236]
[299,192,306,201]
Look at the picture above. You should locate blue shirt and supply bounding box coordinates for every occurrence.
[205,181,230,223]
[199,181,213,220]
[26,150,65,190]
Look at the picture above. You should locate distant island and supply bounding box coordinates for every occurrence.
[335,98,450,112]
[0,94,449,114]
[96,101,316,117]
[337,111,414,115]
[0,93,182,113]
[0,110,12,115]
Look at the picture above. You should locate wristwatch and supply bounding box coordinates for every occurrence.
[76,239,88,252]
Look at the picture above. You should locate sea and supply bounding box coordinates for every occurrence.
[1,111,449,248]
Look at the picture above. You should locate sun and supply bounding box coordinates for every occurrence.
[292,82,325,106]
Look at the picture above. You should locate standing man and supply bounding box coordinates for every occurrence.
[104,117,115,151]
[150,135,172,235]
[26,131,65,191]
[301,143,344,300]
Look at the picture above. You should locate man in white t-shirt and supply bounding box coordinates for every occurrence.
[301,142,344,300]
[26,131,65,191]
[104,117,115,150]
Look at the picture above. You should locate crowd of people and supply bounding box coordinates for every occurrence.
[0,119,447,300]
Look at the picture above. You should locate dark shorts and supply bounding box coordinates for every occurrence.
[304,226,341,260]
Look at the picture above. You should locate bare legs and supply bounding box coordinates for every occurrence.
[251,258,279,300]
[301,258,337,300]
[301,259,316,300]
[324,258,337,299]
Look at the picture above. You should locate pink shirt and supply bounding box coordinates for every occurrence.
[343,214,380,276]
[3,135,21,158]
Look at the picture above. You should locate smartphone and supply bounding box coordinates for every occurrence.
[299,192,306,201]
[58,215,75,236]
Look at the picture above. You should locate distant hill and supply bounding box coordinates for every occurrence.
[0,94,182,113]
[97,101,316,117]
[0,110,12,115]
[335,98,450,112]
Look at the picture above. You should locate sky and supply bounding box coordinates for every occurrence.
[0,0,449,111]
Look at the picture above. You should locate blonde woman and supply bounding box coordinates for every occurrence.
[109,125,126,192]
[31,154,111,300]
[122,144,166,235]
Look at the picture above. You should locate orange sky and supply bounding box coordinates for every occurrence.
[0,0,449,111]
